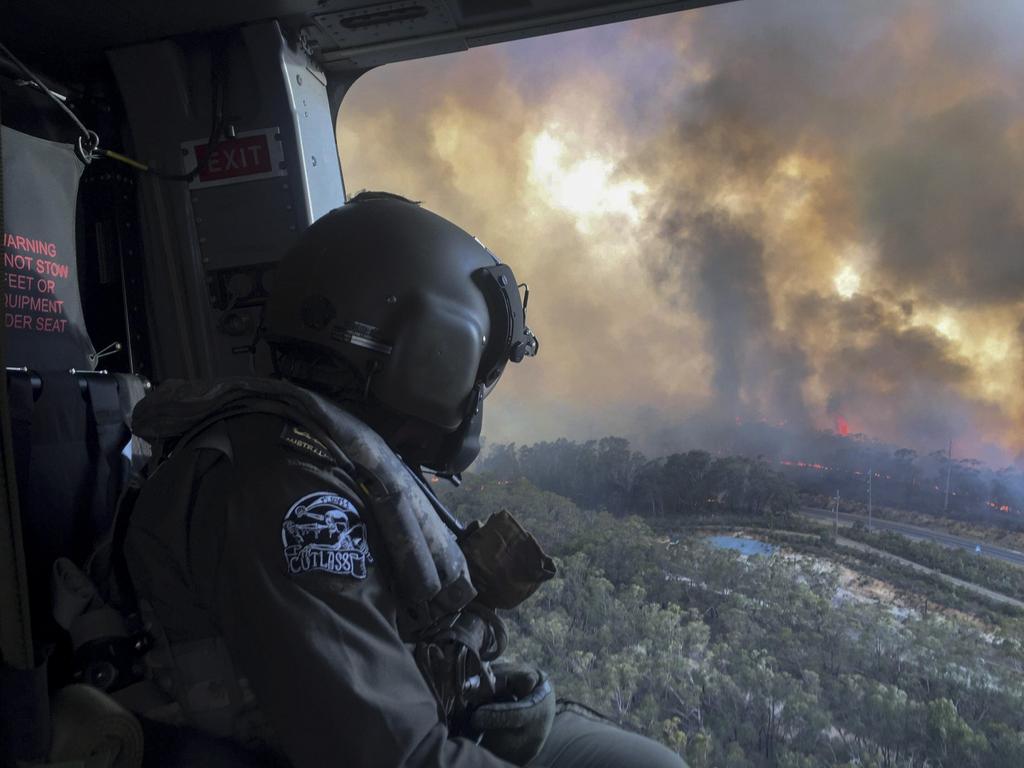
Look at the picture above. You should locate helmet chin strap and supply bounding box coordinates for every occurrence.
[372,383,483,480]
[435,405,484,477]
[300,372,484,480]
[414,383,484,479]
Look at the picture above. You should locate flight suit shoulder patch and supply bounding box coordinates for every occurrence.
[279,424,331,462]
[281,492,374,579]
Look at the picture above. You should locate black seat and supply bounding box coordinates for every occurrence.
[2,105,150,764]
[8,369,148,655]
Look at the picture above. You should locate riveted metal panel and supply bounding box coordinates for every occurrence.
[314,1,457,48]
[109,21,345,381]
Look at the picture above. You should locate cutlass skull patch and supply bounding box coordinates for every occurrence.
[282,492,373,578]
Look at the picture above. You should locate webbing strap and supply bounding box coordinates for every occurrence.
[7,371,36,495]
[112,373,151,473]
[0,80,36,671]
[111,374,148,431]
[82,375,125,445]
[82,375,130,542]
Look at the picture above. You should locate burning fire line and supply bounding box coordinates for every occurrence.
[777,460,1018,514]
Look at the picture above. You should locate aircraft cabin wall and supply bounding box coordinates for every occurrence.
[0,22,354,754]
[108,22,347,381]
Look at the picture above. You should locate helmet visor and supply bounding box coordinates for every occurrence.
[473,263,538,396]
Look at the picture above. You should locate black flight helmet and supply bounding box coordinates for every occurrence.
[263,192,538,474]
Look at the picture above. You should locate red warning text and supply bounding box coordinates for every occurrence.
[3,232,72,334]
[2,233,57,258]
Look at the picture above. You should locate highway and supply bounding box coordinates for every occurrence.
[799,507,1024,569]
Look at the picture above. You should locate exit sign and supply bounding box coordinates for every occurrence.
[181,128,287,189]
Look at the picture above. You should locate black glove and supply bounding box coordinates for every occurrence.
[469,663,555,766]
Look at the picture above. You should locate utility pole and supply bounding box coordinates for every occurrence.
[867,466,873,531]
[943,440,952,513]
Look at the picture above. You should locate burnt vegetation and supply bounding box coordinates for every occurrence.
[479,433,1024,526]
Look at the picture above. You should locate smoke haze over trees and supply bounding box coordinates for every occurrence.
[476,433,1024,523]
[479,437,798,518]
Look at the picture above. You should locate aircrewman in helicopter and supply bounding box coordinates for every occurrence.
[121,191,687,768]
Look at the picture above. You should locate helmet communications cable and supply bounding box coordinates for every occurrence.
[0,38,229,180]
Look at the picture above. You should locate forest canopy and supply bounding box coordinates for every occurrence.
[477,437,799,518]
[444,471,1024,767]
[477,435,1024,526]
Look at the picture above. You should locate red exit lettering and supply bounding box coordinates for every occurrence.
[194,135,274,183]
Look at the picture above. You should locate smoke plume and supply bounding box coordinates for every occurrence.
[338,0,1024,467]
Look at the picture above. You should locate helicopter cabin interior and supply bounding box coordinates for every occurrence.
[0,1,727,764]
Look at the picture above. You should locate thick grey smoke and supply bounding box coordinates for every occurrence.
[653,212,811,429]
[338,0,1024,467]
[627,0,1024,464]
[860,98,1024,305]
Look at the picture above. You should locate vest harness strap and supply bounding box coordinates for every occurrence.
[132,377,478,634]
[108,378,507,744]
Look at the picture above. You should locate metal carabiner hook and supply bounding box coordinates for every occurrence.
[75,130,101,164]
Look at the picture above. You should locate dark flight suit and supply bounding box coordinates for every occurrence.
[124,406,686,768]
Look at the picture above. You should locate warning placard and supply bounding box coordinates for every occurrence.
[182,128,287,190]
[1,126,95,370]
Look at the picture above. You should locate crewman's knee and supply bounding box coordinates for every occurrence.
[532,710,687,768]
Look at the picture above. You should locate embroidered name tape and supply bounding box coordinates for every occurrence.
[281,492,373,578]
[280,424,331,461]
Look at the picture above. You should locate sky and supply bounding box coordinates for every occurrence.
[337,0,1024,468]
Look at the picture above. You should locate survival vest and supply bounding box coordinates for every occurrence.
[110,377,508,745]
[131,376,479,632]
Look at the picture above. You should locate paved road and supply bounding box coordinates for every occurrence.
[799,507,1024,568]
[832,536,1024,609]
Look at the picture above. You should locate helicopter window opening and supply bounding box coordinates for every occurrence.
[336,4,1024,765]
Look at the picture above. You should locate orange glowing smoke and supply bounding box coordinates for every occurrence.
[835,416,849,436]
